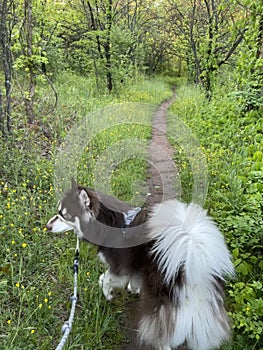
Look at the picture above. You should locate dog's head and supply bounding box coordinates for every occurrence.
[46,178,99,234]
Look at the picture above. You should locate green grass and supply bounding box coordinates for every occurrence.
[0,73,172,349]
[168,84,263,349]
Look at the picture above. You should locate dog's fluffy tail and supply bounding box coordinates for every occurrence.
[144,199,234,350]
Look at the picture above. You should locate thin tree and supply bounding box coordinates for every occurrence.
[166,0,248,96]
[0,0,13,134]
[23,0,35,123]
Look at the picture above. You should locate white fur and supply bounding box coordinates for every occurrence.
[146,199,235,350]
[97,252,108,266]
[97,251,141,296]
[148,200,234,286]
[73,216,85,238]
[139,304,176,349]
[46,215,74,233]
[79,189,90,209]
[99,269,129,300]
[82,210,92,224]
[127,275,141,294]
[170,292,229,349]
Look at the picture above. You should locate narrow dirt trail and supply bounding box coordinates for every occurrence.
[122,92,186,350]
[146,91,178,206]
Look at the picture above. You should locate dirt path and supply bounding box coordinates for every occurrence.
[146,92,178,206]
[121,93,186,350]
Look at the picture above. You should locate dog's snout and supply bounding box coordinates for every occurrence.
[46,223,52,231]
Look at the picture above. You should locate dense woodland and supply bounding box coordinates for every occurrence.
[0,1,262,349]
[1,0,262,130]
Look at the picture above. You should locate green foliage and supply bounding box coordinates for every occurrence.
[162,0,249,95]
[46,0,160,92]
[12,0,61,75]
[232,0,263,113]
[228,281,263,341]
[169,83,263,349]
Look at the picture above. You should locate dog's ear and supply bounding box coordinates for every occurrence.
[79,189,90,209]
[71,178,78,190]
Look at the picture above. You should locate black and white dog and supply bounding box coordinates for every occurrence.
[46,179,234,350]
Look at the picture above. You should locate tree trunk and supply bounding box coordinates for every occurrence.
[0,0,13,134]
[0,87,4,135]
[24,0,35,124]
[189,0,202,85]
[105,0,113,92]
[86,1,104,60]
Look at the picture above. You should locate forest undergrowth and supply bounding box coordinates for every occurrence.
[168,81,262,350]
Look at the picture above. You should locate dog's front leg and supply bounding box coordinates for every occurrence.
[127,275,141,294]
[99,269,129,300]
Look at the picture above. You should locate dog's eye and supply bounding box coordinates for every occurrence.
[63,213,72,221]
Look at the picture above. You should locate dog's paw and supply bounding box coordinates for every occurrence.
[104,288,114,301]
[99,272,113,300]
[127,282,140,295]
[98,273,105,288]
